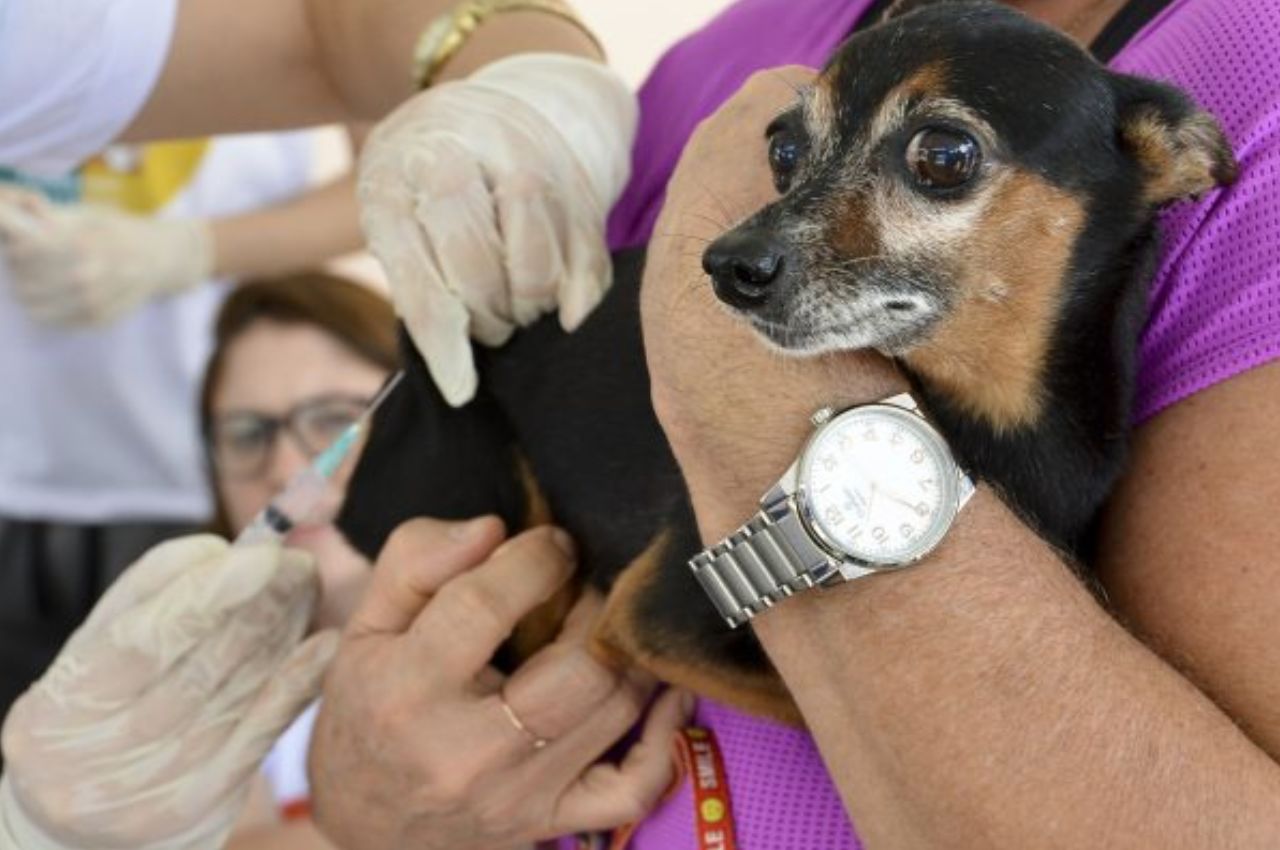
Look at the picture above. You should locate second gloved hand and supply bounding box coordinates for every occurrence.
[0,186,214,327]
[0,535,338,850]
[358,53,638,407]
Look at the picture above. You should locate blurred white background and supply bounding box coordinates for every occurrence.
[575,0,728,85]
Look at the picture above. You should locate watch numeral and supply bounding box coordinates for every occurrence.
[915,502,931,518]
[821,455,838,472]
[919,478,935,491]
[824,506,845,527]
[910,448,926,465]
[863,427,878,442]
[900,523,915,539]
[872,526,888,544]
[889,429,904,446]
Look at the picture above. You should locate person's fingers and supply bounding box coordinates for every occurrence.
[557,587,606,639]
[57,542,291,705]
[411,526,576,677]
[495,590,618,744]
[495,170,566,327]
[361,171,478,407]
[551,688,695,834]
[82,535,231,632]
[558,221,612,332]
[116,554,319,741]
[223,629,341,774]
[347,516,506,638]
[0,197,50,246]
[409,138,514,346]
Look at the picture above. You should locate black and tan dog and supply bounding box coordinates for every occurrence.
[339,0,1235,723]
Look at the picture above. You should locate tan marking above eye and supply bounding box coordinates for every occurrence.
[868,61,951,146]
[903,170,1087,433]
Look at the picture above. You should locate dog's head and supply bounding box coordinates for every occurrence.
[703,0,1236,428]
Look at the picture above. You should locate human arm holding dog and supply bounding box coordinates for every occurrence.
[645,67,1280,847]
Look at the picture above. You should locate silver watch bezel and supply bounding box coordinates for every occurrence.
[792,403,963,573]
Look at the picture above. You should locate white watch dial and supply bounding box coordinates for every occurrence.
[798,405,959,566]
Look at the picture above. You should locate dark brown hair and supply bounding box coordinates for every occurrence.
[200,271,399,535]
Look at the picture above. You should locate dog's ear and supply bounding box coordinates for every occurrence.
[1110,73,1238,206]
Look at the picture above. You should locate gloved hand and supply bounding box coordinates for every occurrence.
[358,53,638,406]
[0,186,214,327]
[0,535,338,850]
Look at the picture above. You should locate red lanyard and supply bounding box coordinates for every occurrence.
[599,726,740,850]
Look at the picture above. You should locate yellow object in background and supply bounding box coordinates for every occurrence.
[80,139,211,214]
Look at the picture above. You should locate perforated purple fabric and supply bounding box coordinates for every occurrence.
[1111,0,1280,422]
[594,0,1280,847]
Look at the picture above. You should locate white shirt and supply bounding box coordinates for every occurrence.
[261,701,319,814]
[0,0,319,521]
[0,0,178,175]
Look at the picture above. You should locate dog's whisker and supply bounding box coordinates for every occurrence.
[681,171,744,230]
[768,70,810,101]
[685,210,735,234]
[655,230,714,246]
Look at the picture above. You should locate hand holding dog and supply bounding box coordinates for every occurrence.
[308,517,691,850]
[641,68,906,542]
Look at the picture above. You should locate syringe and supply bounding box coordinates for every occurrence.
[235,370,405,546]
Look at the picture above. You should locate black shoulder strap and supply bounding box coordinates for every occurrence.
[851,0,899,34]
[1090,0,1178,62]
[848,0,1178,62]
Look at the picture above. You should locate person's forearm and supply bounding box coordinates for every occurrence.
[209,175,363,280]
[124,0,601,141]
[751,487,1280,848]
[306,0,603,119]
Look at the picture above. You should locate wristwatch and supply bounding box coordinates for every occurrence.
[689,392,975,628]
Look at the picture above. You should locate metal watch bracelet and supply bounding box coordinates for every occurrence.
[690,501,836,629]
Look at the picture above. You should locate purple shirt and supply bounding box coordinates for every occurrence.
[598,0,1280,847]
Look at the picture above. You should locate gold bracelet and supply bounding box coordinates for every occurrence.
[411,0,604,90]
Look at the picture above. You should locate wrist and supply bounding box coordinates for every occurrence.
[423,6,603,88]
[750,485,1083,654]
[672,356,909,543]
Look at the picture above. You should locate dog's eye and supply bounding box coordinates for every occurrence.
[768,133,806,193]
[906,128,981,190]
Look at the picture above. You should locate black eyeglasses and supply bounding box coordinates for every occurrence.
[207,395,371,480]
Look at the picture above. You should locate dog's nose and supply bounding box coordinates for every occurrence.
[703,229,785,307]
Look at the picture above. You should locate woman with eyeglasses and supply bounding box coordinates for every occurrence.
[195,273,398,849]
[202,273,397,636]
[0,271,397,849]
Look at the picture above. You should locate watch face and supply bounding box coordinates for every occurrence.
[798,405,959,566]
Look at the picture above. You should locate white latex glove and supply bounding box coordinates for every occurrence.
[0,535,338,850]
[358,52,638,406]
[0,186,214,327]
